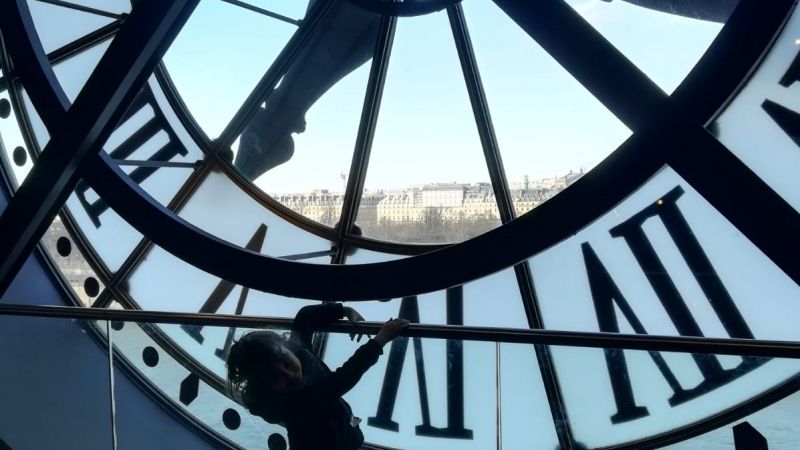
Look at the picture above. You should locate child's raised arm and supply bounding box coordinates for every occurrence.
[304,318,410,399]
[291,303,363,349]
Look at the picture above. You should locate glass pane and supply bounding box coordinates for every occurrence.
[325,336,503,449]
[529,166,800,340]
[63,0,131,15]
[359,10,500,243]
[125,243,320,374]
[0,316,113,449]
[357,183,504,243]
[713,6,800,213]
[565,0,732,93]
[102,79,204,208]
[27,0,117,54]
[19,87,50,150]
[463,0,630,215]
[163,0,300,138]
[246,50,372,227]
[551,345,798,448]
[0,86,34,185]
[64,188,144,273]
[499,343,560,449]
[342,245,409,264]
[110,319,282,449]
[178,171,333,255]
[40,214,106,306]
[52,39,112,103]
[344,248,529,328]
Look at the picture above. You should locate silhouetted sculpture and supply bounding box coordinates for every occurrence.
[234,0,381,180]
[234,0,735,181]
[227,303,408,450]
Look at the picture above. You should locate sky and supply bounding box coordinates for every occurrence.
[161,0,724,194]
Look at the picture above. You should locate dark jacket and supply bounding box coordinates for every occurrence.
[252,303,381,450]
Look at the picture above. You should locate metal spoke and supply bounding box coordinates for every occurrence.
[448,4,575,448]
[492,0,667,132]
[334,15,396,263]
[0,19,123,93]
[666,116,800,288]
[34,0,123,19]
[217,0,302,26]
[214,0,338,150]
[0,0,200,296]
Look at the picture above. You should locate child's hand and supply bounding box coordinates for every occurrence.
[343,306,365,341]
[373,318,410,347]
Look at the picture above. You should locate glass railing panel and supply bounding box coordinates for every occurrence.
[0,316,113,449]
[247,35,372,225]
[551,344,800,448]
[326,337,562,449]
[98,77,205,206]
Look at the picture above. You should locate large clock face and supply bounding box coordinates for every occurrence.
[2,0,800,449]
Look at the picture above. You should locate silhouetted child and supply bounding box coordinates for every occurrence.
[227,303,409,450]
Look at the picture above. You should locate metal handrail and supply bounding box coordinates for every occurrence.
[3,303,800,359]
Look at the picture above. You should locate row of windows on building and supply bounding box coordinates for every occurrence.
[273,171,584,224]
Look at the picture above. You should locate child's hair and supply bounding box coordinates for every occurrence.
[227,330,295,424]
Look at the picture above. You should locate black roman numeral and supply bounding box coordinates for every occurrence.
[762,100,800,146]
[778,49,800,88]
[367,287,473,439]
[181,224,267,360]
[179,224,336,360]
[75,86,188,227]
[761,48,800,149]
[583,186,765,424]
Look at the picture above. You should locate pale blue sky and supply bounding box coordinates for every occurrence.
[163,0,723,193]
